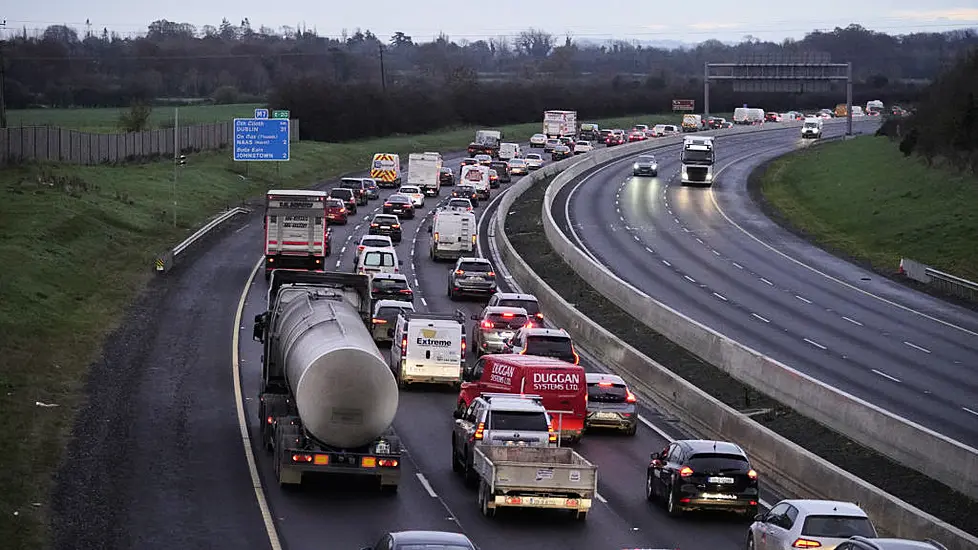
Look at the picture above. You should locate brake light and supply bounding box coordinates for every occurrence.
[433,232,439,241]
[370,223,379,227]
[626,390,637,403]
[339,208,346,213]
[748,469,758,480]
[384,202,392,207]
[791,539,822,548]
[597,382,613,387]
[292,454,313,463]
[679,466,693,477]
[547,421,557,442]
[524,321,534,328]
[401,337,407,356]
[392,224,400,228]
[474,422,485,440]
[455,269,464,275]
[481,320,494,329]
[572,350,580,365]
[461,335,467,359]
[358,245,365,251]
[372,318,387,324]
[501,313,514,318]
[536,312,544,320]
[399,289,412,294]
[486,271,495,278]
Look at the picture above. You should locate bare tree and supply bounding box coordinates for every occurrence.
[515,28,554,58]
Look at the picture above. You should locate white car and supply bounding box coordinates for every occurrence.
[543,138,560,152]
[524,153,544,170]
[573,140,593,154]
[398,185,425,207]
[356,234,394,263]
[529,133,547,148]
[747,499,878,550]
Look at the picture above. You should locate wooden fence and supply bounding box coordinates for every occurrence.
[0,119,300,166]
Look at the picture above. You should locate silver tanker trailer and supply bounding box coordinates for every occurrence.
[252,270,402,492]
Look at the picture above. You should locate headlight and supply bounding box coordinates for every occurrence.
[633,163,639,170]
[651,164,658,170]
[706,174,712,180]
[681,171,688,179]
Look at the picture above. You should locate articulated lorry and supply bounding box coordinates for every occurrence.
[467,130,502,157]
[408,152,443,197]
[253,271,402,491]
[680,135,716,186]
[263,190,330,281]
[543,110,577,138]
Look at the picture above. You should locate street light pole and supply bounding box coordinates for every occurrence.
[172,107,178,227]
[0,19,8,129]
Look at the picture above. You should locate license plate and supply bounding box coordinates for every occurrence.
[596,412,619,420]
[707,476,735,484]
[380,226,390,230]
[499,331,513,338]
[468,276,484,281]
[702,493,738,500]
[503,440,528,447]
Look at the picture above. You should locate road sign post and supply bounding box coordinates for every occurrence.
[233,118,290,162]
[672,99,695,112]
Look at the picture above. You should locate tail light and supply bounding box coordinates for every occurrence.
[597,382,613,387]
[572,350,580,365]
[461,335,467,359]
[474,422,485,440]
[372,318,387,324]
[399,289,412,294]
[626,390,637,403]
[433,232,439,241]
[547,421,557,443]
[384,202,392,207]
[486,271,495,278]
[392,224,400,228]
[748,469,758,480]
[370,223,379,227]
[679,466,693,477]
[455,269,464,275]
[339,208,346,213]
[791,539,821,548]
[292,454,313,463]
[501,313,514,318]
[358,245,365,251]
[536,312,544,320]
[401,337,407,356]
[481,320,494,329]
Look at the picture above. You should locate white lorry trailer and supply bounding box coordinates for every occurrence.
[680,135,716,186]
[263,190,330,281]
[253,271,402,491]
[408,152,443,197]
[543,110,577,138]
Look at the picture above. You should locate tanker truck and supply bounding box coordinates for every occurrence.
[252,270,402,492]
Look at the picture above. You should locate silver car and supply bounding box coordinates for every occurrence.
[448,257,497,300]
[584,373,638,435]
[471,306,529,355]
[370,300,415,344]
[748,499,877,550]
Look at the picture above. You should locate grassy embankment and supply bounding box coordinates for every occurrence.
[0,107,683,548]
[758,136,978,281]
[6,103,264,133]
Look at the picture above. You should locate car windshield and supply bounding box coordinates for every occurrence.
[486,312,527,330]
[459,261,492,273]
[400,187,419,194]
[326,199,344,208]
[397,545,473,550]
[488,410,549,431]
[362,238,390,247]
[526,154,541,160]
[687,453,750,473]
[377,306,411,321]
[340,179,361,188]
[364,252,395,267]
[373,278,409,291]
[525,336,573,357]
[497,299,539,317]
[389,195,410,203]
[373,216,397,225]
[638,156,656,163]
[456,186,474,193]
[801,515,876,538]
[587,382,628,403]
[329,189,352,198]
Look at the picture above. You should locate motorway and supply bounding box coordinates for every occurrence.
[233,152,778,549]
[553,120,978,449]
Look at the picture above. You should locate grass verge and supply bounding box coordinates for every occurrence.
[7,103,264,133]
[0,111,682,548]
[505,173,978,536]
[755,136,978,281]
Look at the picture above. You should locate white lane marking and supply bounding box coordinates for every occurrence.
[414,278,420,286]
[596,492,608,503]
[633,235,641,241]
[234,223,251,233]
[233,258,284,550]
[732,262,744,270]
[713,292,728,301]
[340,246,346,254]
[683,275,696,283]
[645,247,654,254]
[795,295,812,304]
[416,473,438,498]
[963,407,978,417]
[872,369,902,383]
[759,277,774,286]
[662,260,671,267]
[335,260,341,268]
[903,341,931,354]
[712,249,721,256]
[804,338,827,350]
[681,227,690,233]
[674,217,680,224]
[421,298,428,306]
[695,237,704,244]
[842,316,863,326]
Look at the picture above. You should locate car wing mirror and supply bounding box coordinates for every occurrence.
[252,313,267,342]
[387,328,394,338]
[452,409,464,419]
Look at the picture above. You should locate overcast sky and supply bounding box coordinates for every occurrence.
[5,1,978,43]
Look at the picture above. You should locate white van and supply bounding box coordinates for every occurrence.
[460,164,490,200]
[356,246,402,278]
[429,209,477,261]
[801,117,823,139]
[498,142,521,161]
[389,311,466,388]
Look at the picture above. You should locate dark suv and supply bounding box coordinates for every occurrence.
[339,178,369,206]
[368,214,402,243]
[448,257,497,300]
[328,188,358,214]
[370,273,414,303]
[646,439,759,517]
[488,161,511,183]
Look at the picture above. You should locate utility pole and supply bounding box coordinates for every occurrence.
[0,19,8,129]
[378,44,387,93]
[173,107,179,227]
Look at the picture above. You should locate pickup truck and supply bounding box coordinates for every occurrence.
[472,446,597,520]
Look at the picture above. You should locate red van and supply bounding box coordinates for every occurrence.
[458,354,587,441]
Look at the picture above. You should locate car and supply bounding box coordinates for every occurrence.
[444,198,473,211]
[508,158,528,176]
[474,154,492,166]
[356,234,394,263]
[383,193,415,218]
[632,154,658,176]
[524,153,544,170]
[470,306,530,356]
[339,178,369,206]
[398,185,425,207]
[632,124,650,133]
[543,138,560,152]
[599,129,613,143]
[370,272,414,303]
[451,185,479,207]
[627,130,646,142]
[487,169,499,189]
[706,116,726,129]
[489,160,511,183]
[370,299,415,344]
[328,188,358,214]
[721,121,734,128]
[765,111,782,122]
[584,373,638,435]
[558,136,575,148]
[360,530,476,550]
[363,178,380,199]
[573,140,593,154]
[748,500,878,550]
[839,536,948,550]
[606,131,626,146]
[486,292,543,325]
[439,166,455,186]
[503,327,579,364]
[551,145,573,161]
[529,133,548,148]
[324,197,349,224]
[648,439,760,518]
[368,214,402,243]
[448,256,497,300]
[459,157,480,171]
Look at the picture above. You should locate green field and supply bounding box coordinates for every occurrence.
[0,110,685,548]
[6,103,264,133]
[759,136,978,281]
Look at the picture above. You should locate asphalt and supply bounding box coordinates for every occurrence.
[554,121,978,448]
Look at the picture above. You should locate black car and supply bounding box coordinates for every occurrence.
[599,129,613,143]
[369,214,402,243]
[383,193,415,219]
[339,178,369,206]
[360,531,475,550]
[552,145,573,161]
[452,185,479,207]
[488,161,511,183]
[439,167,455,186]
[646,439,759,517]
[328,188,358,214]
[363,178,380,199]
[370,273,414,303]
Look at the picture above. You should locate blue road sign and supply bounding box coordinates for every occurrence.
[233,118,290,161]
[255,108,269,119]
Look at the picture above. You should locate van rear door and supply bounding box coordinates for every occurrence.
[405,320,463,383]
[521,365,587,436]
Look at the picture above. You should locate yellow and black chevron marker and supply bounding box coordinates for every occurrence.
[155,257,165,271]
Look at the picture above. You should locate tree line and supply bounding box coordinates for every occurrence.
[879,48,978,174]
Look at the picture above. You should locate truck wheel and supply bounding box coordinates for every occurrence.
[478,481,495,517]
[575,510,588,521]
[464,455,479,488]
[452,440,463,473]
